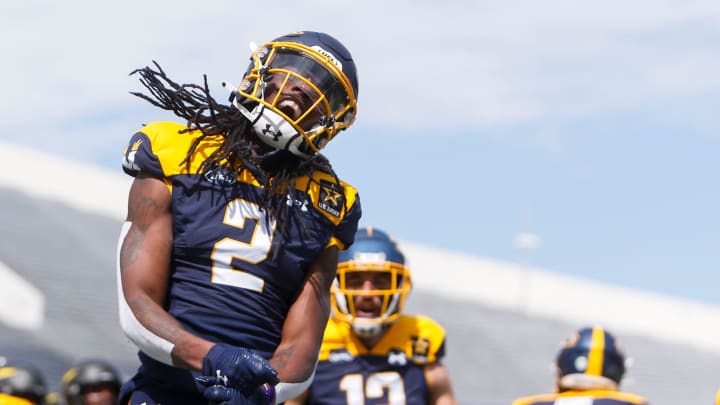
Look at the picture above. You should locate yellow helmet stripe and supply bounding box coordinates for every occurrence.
[586,326,606,376]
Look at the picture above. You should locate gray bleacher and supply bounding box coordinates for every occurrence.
[1,187,718,404]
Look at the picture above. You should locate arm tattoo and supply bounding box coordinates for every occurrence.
[271,346,294,371]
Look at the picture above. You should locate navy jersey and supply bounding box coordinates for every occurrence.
[304,315,446,405]
[120,121,361,381]
[512,390,649,405]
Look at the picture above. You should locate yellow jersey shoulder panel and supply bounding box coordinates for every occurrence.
[296,170,359,227]
[372,314,446,364]
[138,121,224,177]
[318,317,361,360]
[318,315,445,365]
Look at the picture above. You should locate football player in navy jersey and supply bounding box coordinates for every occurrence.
[286,227,457,405]
[512,326,649,405]
[117,31,361,405]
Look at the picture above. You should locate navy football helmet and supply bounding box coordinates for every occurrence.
[0,364,47,404]
[331,227,411,338]
[61,359,121,405]
[556,326,626,391]
[226,30,359,159]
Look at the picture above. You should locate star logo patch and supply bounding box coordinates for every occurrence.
[318,180,344,217]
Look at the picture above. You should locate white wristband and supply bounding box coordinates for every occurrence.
[274,366,316,403]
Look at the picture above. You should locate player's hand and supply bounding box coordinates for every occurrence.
[246,383,276,405]
[202,344,279,395]
[196,376,275,405]
[196,374,238,403]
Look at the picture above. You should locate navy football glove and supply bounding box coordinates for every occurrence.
[247,383,276,405]
[202,344,279,395]
[197,376,276,405]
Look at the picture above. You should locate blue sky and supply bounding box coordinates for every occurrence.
[2,1,719,304]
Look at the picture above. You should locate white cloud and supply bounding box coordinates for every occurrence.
[1,0,719,138]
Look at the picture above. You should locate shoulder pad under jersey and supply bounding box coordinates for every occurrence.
[121,121,223,178]
[375,314,447,364]
[297,171,361,249]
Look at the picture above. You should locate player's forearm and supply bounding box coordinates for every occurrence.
[270,296,328,382]
[122,288,214,370]
[269,340,319,382]
[271,269,332,380]
[268,340,318,404]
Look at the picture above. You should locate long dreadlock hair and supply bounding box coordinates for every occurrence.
[130,61,340,243]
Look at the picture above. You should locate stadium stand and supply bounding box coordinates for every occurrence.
[1,142,719,404]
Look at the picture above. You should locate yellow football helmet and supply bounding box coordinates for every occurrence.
[331,227,412,338]
[226,31,358,160]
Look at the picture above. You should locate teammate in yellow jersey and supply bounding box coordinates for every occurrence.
[287,227,457,405]
[512,326,649,405]
[117,30,361,405]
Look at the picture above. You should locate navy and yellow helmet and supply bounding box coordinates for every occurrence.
[0,364,47,404]
[556,326,626,391]
[61,359,122,405]
[331,227,411,338]
[229,30,359,159]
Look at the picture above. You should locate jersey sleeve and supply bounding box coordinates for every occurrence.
[303,171,362,250]
[121,127,164,178]
[372,315,447,365]
[120,121,219,179]
[413,315,446,364]
[331,190,361,250]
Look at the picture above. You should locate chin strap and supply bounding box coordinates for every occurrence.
[351,318,385,338]
[222,80,309,158]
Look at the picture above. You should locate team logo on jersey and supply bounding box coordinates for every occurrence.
[387,349,407,366]
[411,337,430,363]
[318,180,344,217]
[122,138,143,172]
[205,167,237,186]
[328,349,354,363]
